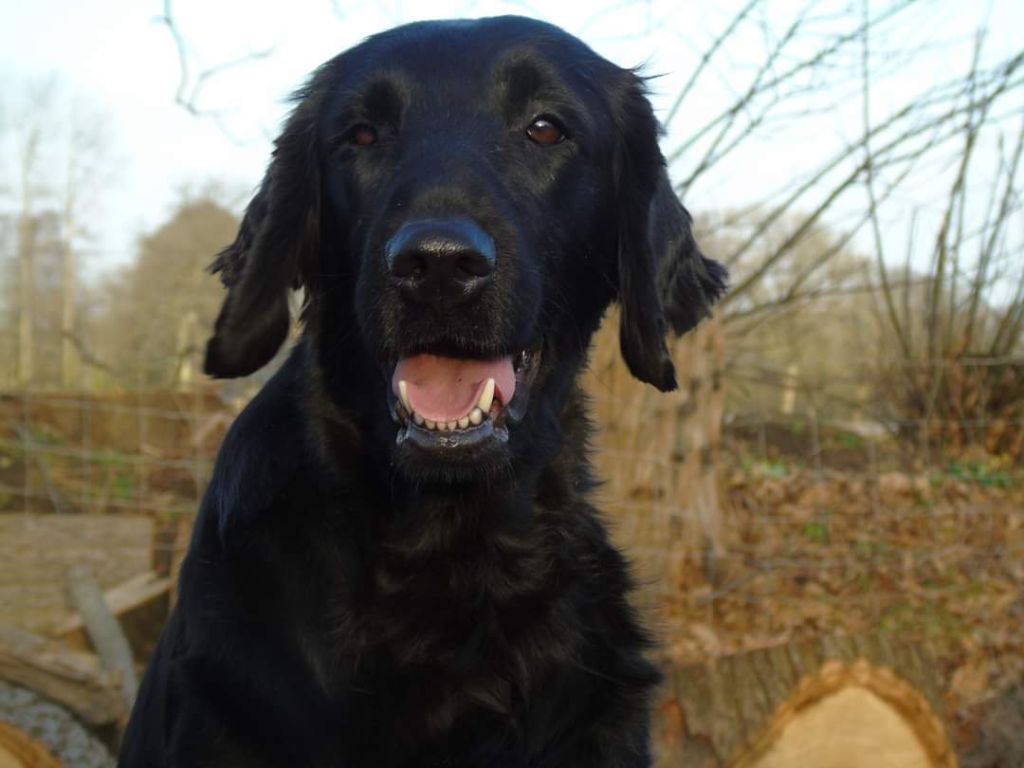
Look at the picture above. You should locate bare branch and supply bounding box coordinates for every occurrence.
[668,0,924,174]
[662,0,761,131]
[157,0,274,138]
[718,51,1024,304]
[860,0,910,360]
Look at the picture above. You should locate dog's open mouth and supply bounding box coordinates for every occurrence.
[390,348,540,449]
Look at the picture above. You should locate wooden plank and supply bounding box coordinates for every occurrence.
[51,571,171,641]
[66,566,138,708]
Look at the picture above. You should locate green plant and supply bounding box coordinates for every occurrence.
[835,432,864,449]
[879,600,965,640]
[947,460,1012,489]
[803,519,830,544]
[112,472,136,500]
[760,460,789,478]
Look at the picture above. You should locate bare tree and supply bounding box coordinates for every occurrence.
[10,83,52,389]
[864,59,1024,455]
[649,1,1022,419]
[58,102,113,388]
[0,81,115,389]
[656,0,1021,322]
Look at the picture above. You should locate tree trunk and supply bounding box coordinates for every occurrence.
[16,129,40,390]
[16,214,35,390]
[60,225,77,389]
[584,312,726,593]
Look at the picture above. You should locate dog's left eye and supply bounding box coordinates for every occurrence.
[525,117,566,146]
[349,124,378,146]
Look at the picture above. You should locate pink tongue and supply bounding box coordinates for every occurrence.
[392,355,515,423]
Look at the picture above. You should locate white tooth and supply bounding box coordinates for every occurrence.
[424,419,436,430]
[413,412,424,425]
[458,416,470,429]
[478,378,495,414]
[446,421,458,431]
[469,408,483,425]
[398,380,412,412]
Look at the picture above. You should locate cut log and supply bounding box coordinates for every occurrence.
[661,633,958,768]
[955,679,1024,768]
[733,659,956,768]
[0,722,61,768]
[0,623,123,727]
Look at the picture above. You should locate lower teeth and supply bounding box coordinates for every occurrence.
[402,406,492,431]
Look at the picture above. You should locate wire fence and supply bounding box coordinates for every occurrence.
[616,410,1022,648]
[0,349,1021,732]
[0,386,232,635]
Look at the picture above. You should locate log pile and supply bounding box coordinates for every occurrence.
[0,512,173,764]
[0,624,123,728]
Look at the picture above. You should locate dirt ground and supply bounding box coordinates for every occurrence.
[642,453,1024,760]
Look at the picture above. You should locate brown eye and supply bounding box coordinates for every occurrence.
[350,125,378,146]
[526,117,565,146]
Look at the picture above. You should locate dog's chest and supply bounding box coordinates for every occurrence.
[323,549,580,764]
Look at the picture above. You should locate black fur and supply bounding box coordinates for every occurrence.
[121,16,725,768]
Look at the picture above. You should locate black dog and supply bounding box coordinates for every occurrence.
[120,16,725,768]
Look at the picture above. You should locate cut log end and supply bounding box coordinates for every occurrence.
[735,660,957,768]
[0,722,62,768]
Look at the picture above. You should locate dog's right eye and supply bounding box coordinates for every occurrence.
[349,124,378,146]
[525,116,566,146]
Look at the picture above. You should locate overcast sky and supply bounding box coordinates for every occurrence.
[1,0,1021,280]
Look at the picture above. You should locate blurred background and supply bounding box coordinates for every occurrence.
[0,1,1022,766]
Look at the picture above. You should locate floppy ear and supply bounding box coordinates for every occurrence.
[613,76,727,392]
[204,84,325,378]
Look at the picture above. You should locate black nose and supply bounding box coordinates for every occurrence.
[385,218,496,305]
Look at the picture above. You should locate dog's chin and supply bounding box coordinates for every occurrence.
[387,346,541,484]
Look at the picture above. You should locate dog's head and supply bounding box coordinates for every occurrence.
[204,16,725,482]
